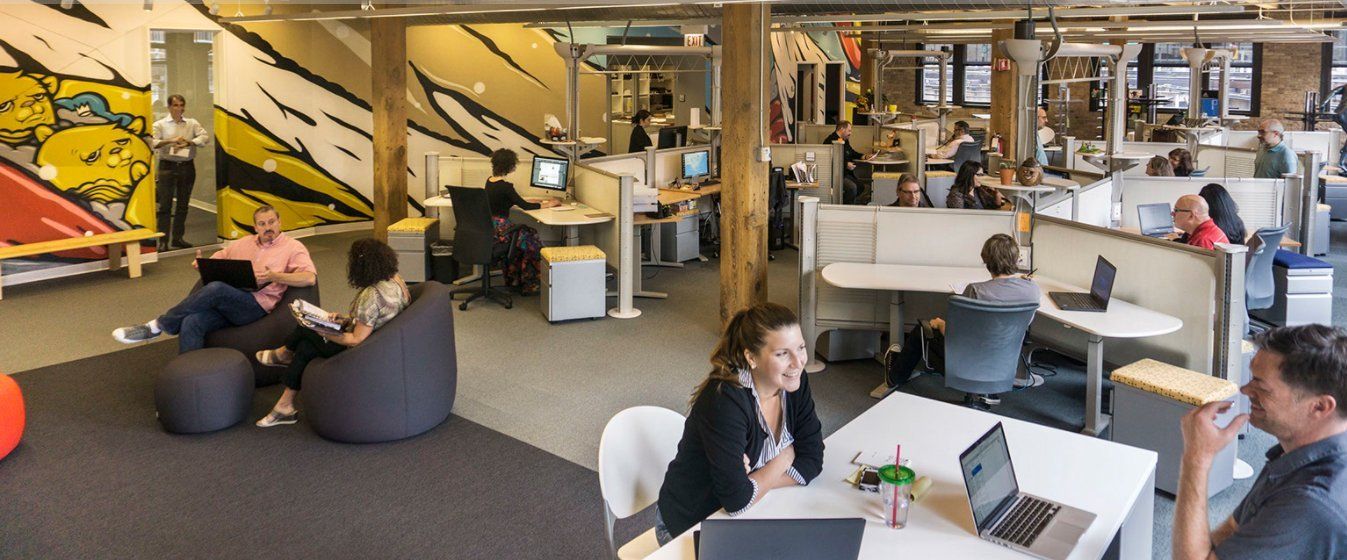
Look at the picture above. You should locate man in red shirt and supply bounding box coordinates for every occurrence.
[1175,194,1229,250]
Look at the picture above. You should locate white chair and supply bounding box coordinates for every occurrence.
[599,406,685,560]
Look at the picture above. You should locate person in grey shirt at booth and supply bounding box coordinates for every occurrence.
[1173,324,1347,560]
[1252,119,1298,179]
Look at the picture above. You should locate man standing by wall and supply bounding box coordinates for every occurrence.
[152,94,210,252]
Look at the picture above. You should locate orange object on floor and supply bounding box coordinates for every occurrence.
[0,374,23,460]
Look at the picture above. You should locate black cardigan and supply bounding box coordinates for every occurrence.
[485,179,540,219]
[628,125,653,153]
[656,373,825,539]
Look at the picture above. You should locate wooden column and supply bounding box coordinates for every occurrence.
[859,37,877,112]
[989,27,1018,163]
[719,3,770,322]
[371,15,407,242]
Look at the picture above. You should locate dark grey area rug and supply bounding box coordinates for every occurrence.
[0,341,613,559]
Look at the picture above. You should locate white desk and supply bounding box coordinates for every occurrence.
[820,262,1182,436]
[644,392,1157,560]
[421,195,612,247]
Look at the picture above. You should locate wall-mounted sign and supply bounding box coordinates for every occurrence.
[684,34,705,47]
[994,58,1011,71]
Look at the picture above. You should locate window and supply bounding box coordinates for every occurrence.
[1322,32,1347,97]
[1136,42,1258,117]
[1151,43,1189,110]
[915,44,990,107]
[1208,43,1254,113]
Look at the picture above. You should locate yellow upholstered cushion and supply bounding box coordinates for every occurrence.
[388,217,439,233]
[926,170,956,177]
[541,245,605,262]
[1111,359,1238,406]
[873,171,906,180]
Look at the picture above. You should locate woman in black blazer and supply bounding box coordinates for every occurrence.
[628,109,653,153]
[655,302,825,543]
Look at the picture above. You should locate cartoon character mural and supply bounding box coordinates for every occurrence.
[0,69,58,145]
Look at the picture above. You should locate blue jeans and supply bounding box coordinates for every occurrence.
[157,281,266,353]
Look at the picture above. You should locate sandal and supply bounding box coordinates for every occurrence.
[255,349,289,367]
[256,409,299,428]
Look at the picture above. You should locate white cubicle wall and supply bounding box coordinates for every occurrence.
[798,123,879,149]
[583,152,657,212]
[1201,130,1339,159]
[1195,145,1258,178]
[1118,177,1286,233]
[1037,176,1113,228]
[1032,216,1245,380]
[797,198,1014,361]
[650,144,717,189]
[572,164,638,317]
[771,143,843,204]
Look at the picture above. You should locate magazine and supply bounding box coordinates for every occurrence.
[290,299,345,334]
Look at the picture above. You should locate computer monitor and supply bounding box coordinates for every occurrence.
[657,125,687,149]
[530,156,570,191]
[681,150,710,181]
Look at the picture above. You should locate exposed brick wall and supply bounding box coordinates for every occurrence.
[1239,42,1323,132]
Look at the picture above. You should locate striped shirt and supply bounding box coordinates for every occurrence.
[730,369,808,516]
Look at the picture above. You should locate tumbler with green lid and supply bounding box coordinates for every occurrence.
[878,464,915,529]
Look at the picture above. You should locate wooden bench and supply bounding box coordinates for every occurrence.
[0,229,163,299]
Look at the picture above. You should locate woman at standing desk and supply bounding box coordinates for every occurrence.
[485,149,559,295]
[945,161,1005,209]
[628,109,653,154]
[654,302,824,544]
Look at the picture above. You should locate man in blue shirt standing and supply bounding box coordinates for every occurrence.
[1173,324,1347,559]
[1252,119,1298,179]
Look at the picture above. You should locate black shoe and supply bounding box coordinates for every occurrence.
[157,240,169,252]
[171,239,193,249]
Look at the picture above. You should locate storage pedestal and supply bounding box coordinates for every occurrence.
[1251,249,1333,327]
[540,246,606,322]
[388,217,440,283]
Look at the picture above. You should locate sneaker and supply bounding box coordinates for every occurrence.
[256,409,299,428]
[113,323,160,344]
[1013,373,1046,389]
[976,394,1001,407]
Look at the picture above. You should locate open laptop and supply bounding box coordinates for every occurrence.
[196,258,261,291]
[1137,203,1176,238]
[697,518,864,560]
[1047,256,1116,313]
[959,423,1096,560]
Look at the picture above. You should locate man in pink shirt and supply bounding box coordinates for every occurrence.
[113,206,317,353]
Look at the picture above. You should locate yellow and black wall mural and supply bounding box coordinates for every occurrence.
[0,1,855,281]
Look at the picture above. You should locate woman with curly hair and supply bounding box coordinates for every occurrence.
[485,148,558,294]
[253,238,410,427]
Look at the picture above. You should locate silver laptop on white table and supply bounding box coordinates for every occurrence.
[959,422,1097,560]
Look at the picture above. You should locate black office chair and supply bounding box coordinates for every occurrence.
[950,141,983,175]
[445,186,523,311]
[768,167,788,252]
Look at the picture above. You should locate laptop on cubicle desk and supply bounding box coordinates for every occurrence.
[697,518,864,560]
[1137,203,1176,238]
[197,258,262,292]
[1047,256,1116,313]
[959,423,1096,560]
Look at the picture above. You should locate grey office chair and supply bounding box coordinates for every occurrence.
[1189,167,1210,178]
[950,141,983,174]
[1246,226,1287,311]
[943,296,1039,405]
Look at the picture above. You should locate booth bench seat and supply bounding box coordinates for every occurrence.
[0,229,163,299]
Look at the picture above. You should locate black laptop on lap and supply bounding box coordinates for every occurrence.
[1047,256,1116,313]
[196,258,261,291]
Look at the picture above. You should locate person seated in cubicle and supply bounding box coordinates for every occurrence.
[887,174,929,208]
[628,109,653,154]
[485,149,559,295]
[1172,325,1347,560]
[253,238,409,428]
[1146,155,1176,177]
[1173,194,1229,250]
[932,120,975,160]
[880,234,1042,406]
[945,161,1006,210]
[1170,148,1196,177]
[655,303,825,544]
[823,120,872,205]
[1197,184,1247,246]
[1254,119,1298,179]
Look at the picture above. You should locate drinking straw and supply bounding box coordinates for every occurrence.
[892,444,902,526]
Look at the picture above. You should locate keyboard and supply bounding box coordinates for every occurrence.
[991,496,1061,548]
[1049,292,1101,311]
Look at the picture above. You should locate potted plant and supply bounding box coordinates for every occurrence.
[999,161,1017,185]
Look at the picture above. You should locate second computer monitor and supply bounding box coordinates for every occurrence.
[657,125,687,149]
[530,156,570,192]
[682,150,710,181]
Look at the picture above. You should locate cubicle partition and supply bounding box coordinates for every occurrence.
[572,163,639,318]
[797,123,879,149]
[889,126,928,185]
[650,144,718,189]
[1032,216,1245,380]
[1201,130,1339,159]
[1036,176,1113,227]
[770,143,843,204]
[1195,145,1257,178]
[1118,177,1285,232]
[796,197,1014,368]
[584,151,656,212]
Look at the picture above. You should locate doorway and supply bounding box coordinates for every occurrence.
[794,63,817,141]
[150,29,217,248]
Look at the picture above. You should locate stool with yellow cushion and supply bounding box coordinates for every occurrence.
[1111,359,1240,496]
[925,170,956,208]
[540,245,606,322]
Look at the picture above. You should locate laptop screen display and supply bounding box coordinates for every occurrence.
[1137,203,1173,235]
[1089,256,1117,305]
[960,423,1020,531]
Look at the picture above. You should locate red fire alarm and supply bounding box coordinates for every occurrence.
[994,58,1011,71]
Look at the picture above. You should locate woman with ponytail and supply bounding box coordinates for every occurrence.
[654,302,825,543]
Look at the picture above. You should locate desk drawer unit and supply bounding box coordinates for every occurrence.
[660,218,700,263]
[1251,250,1333,327]
[388,218,439,283]
[540,246,606,322]
[1326,184,1347,220]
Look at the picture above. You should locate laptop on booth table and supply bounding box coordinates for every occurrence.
[959,423,1096,560]
[1047,256,1116,313]
[1137,203,1176,237]
[696,518,864,560]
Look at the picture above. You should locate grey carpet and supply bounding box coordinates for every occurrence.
[0,341,614,559]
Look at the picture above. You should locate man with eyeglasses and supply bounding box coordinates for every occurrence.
[1253,119,1298,179]
[887,174,928,208]
[1173,194,1229,250]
